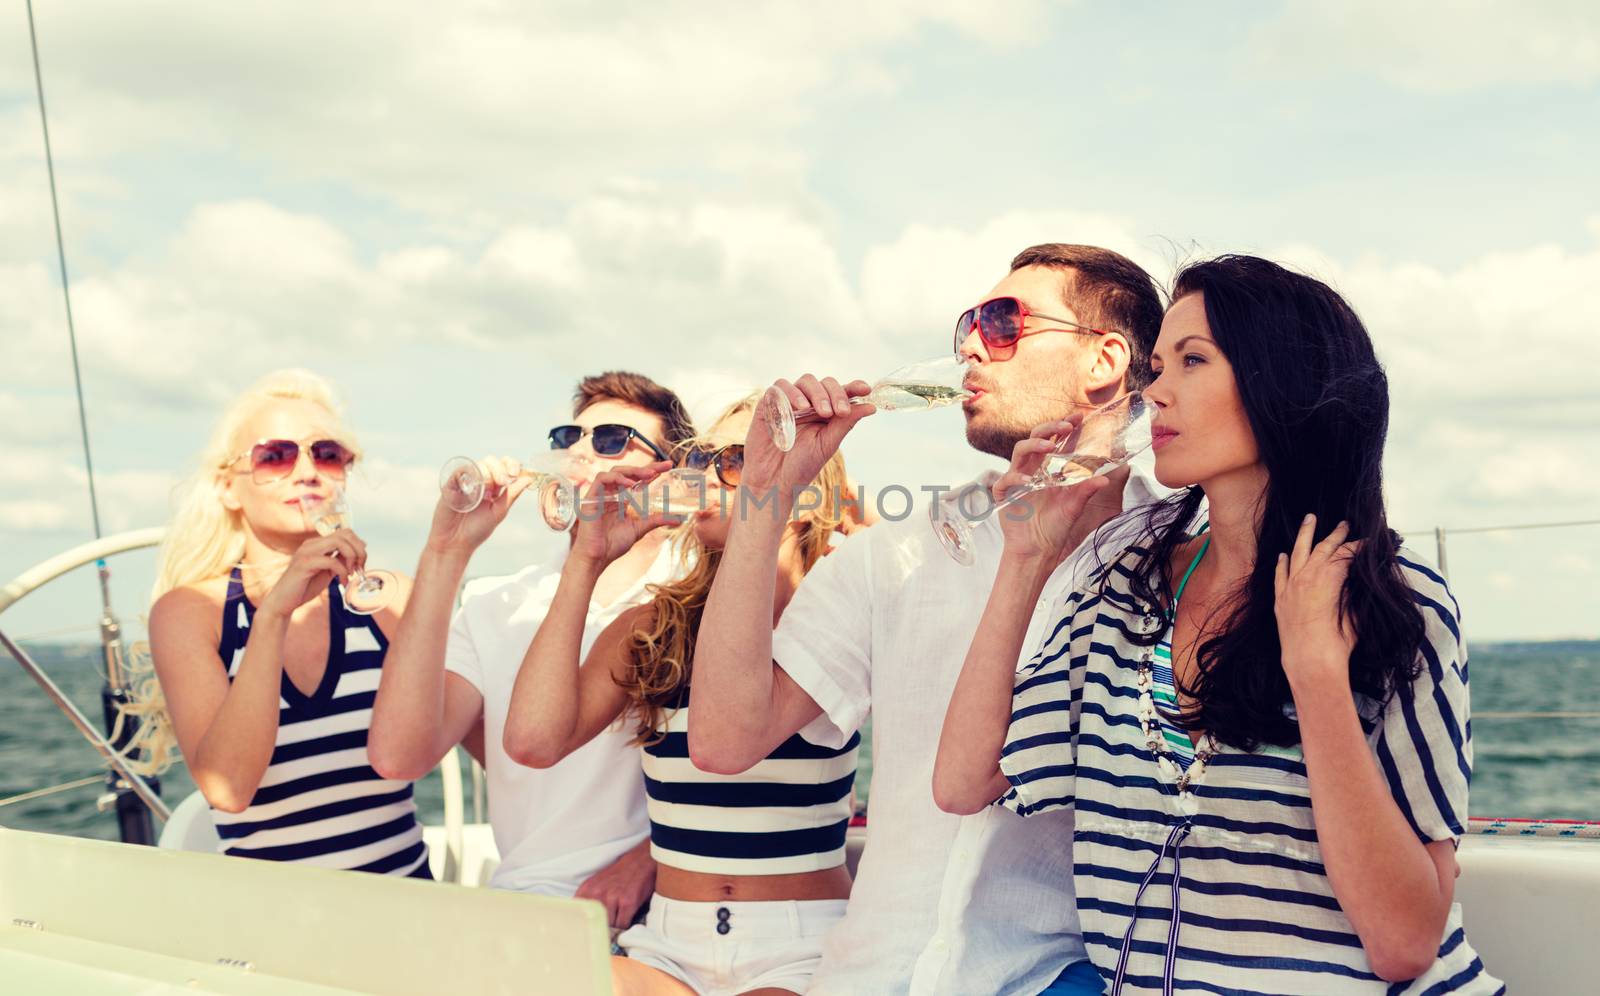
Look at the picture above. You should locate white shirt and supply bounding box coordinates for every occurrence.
[444,537,685,896]
[770,458,1169,995]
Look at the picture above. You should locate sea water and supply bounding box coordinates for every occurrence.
[2,640,1596,839]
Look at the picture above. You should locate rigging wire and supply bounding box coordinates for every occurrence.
[26,0,104,542]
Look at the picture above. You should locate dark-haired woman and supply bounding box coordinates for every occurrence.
[933,256,1501,994]
[502,396,861,996]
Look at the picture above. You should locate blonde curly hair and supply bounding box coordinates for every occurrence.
[615,395,850,746]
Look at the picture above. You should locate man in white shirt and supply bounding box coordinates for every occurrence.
[690,245,1168,995]
[370,372,696,929]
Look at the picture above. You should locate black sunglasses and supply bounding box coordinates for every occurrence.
[682,443,744,487]
[548,423,670,461]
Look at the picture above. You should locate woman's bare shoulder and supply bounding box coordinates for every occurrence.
[149,576,231,634]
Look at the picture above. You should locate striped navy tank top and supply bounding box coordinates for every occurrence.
[642,687,858,875]
[212,567,430,878]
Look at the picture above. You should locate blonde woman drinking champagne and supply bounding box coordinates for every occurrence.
[148,369,429,877]
[503,396,861,996]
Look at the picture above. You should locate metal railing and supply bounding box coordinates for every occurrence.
[0,628,170,821]
[1409,517,1600,581]
[1,528,174,830]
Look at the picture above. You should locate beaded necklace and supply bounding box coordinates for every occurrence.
[1136,530,1219,815]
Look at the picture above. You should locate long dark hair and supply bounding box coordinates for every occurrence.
[1120,255,1424,751]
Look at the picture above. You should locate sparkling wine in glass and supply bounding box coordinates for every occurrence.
[299,485,397,615]
[438,452,590,530]
[929,392,1155,566]
[762,356,974,452]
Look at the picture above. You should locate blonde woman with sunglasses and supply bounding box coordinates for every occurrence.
[147,369,429,877]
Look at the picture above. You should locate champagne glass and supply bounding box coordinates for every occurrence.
[575,467,710,521]
[762,356,975,452]
[298,485,398,615]
[438,452,591,530]
[929,392,1155,566]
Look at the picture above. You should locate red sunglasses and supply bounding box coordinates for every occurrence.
[953,296,1113,354]
[224,438,356,484]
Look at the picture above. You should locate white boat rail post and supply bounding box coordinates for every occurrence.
[0,629,170,822]
[439,746,464,884]
[471,757,486,825]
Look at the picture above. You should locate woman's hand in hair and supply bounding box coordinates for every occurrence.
[994,417,1112,563]
[1274,515,1361,688]
[257,531,367,621]
[570,462,682,570]
[426,456,531,556]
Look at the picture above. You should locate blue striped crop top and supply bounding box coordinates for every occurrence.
[641,687,858,876]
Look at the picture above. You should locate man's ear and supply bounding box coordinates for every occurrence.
[1083,332,1131,392]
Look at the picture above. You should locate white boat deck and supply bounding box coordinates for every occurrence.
[0,827,612,994]
[5,807,1600,992]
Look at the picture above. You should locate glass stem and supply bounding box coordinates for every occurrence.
[792,396,873,426]
[989,479,1048,524]
[334,526,369,587]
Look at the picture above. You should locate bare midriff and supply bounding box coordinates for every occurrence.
[654,862,853,902]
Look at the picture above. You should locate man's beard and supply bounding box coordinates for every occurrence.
[964,366,1085,460]
[965,393,1079,460]
[964,415,1028,460]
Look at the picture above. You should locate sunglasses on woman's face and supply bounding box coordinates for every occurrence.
[682,443,744,488]
[548,423,670,461]
[224,438,356,485]
[953,295,1113,355]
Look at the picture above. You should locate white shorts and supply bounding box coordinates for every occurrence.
[617,894,847,995]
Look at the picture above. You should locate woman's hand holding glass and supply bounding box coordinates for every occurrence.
[256,531,368,621]
[931,392,1152,566]
[298,486,397,615]
[989,419,1114,563]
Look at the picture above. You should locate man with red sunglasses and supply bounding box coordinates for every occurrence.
[370,371,695,929]
[691,245,1170,995]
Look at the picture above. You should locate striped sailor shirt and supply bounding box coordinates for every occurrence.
[642,687,858,876]
[998,542,1503,994]
[210,568,429,877]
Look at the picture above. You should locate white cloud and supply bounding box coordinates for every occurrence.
[0,499,72,531]
[13,1,1054,221]
[860,211,1171,347]
[1249,0,1600,92]
[1256,237,1600,544]
[5,1,1597,639]
[0,188,878,410]
[0,439,177,538]
[11,185,1600,553]
[346,458,442,530]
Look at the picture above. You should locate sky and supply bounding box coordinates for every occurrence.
[2,0,1597,644]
